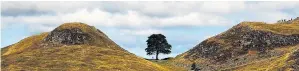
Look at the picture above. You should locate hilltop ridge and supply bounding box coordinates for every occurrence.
[174,20,299,70]
[44,22,114,47]
[1,22,172,71]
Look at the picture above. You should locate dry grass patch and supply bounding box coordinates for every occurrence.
[2,32,48,56]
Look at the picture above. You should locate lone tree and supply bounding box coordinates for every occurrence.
[146,34,171,60]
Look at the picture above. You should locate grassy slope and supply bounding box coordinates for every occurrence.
[2,21,298,71]
[53,22,118,48]
[2,32,49,56]
[230,21,299,71]
[1,22,171,71]
[242,21,299,35]
[173,21,299,70]
[223,45,299,71]
[148,60,188,71]
[2,44,169,71]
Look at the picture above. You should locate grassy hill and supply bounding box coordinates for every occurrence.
[1,22,171,71]
[174,20,299,71]
[2,19,299,71]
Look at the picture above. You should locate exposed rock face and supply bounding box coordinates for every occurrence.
[44,28,91,45]
[185,24,299,61]
[233,30,299,51]
[223,25,299,53]
[289,50,299,70]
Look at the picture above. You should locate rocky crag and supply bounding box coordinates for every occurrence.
[186,22,299,61]
[175,19,299,71]
[44,28,91,45]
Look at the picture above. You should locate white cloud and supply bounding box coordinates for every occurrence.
[4,1,298,29]
[159,12,230,27]
[1,1,247,16]
[1,1,101,14]
[246,2,299,11]
[242,2,299,23]
[251,11,291,23]
[1,8,232,33]
[120,29,163,36]
[200,2,245,14]
[2,1,299,58]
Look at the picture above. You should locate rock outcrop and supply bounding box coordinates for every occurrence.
[185,23,299,61]
[42,22,114,47]
[174,21,299,71]
[44,28,91,45]
[289,50,299,70]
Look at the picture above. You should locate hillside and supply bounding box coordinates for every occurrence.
[174,19,299,70]
[1,22,170,71]
[2,20,299,71]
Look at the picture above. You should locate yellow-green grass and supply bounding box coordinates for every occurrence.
[2,45,170,71]
[173,21,299,71]
[56,22,96,33]
[2,32,49,56]
[227,45,299,71]
[240,21,299,35]
[1,22,173,71]
[148,59,188,71]
[55,22,106,37]
[54,22,120,49]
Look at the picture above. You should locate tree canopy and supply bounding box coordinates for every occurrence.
[145,34,171,60]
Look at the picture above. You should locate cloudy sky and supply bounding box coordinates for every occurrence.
[1,1,299,58]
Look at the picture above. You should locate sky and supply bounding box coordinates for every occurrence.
[1,1,299,59]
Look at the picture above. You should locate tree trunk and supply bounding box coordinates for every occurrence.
[156,50,159,60]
